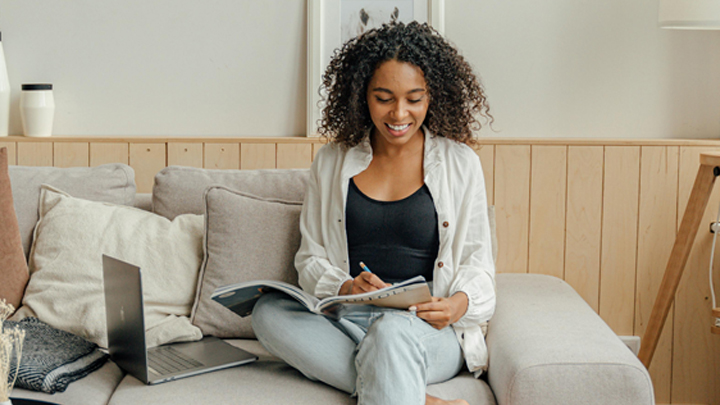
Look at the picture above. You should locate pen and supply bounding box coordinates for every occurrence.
[359,262,372,273]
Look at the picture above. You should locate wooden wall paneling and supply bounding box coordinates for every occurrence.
[494,145,531,274]
[53,142,89,168]
[528,145,567,279]
[599,146,640,336]
[19,136,720,403]
[17,142,52,166]
[564,146,603,312]
[475,145,495,206]
[129,143,166,193]
[240,143,276,170]
[277,143,312,169]
[168,142,203,168]
[672,146,720,405]
[90,142,129,166]
[204,143,240,170]
[635,146,678,404]
[0,142,16,164]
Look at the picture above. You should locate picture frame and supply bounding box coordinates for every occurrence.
[306,0,445,137]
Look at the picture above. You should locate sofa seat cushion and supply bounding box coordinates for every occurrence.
[226,340,497,404]
[8,163,136,258]
[108,354,354,405]
[152,166,309,219]
[426,373,497,405]
[106,339,496,405]
[10,361,125,405]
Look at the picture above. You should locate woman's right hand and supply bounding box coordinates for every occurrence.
[339,272,391,295]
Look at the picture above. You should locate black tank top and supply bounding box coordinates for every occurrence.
[345,178,439,284]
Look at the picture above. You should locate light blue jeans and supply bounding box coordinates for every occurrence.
[251,292,464,405]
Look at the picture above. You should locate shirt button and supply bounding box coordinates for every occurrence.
[438,262,444,268]
[442,221,449,228]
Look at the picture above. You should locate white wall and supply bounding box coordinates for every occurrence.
[1,0,718,138]
[0,1,307,137]
[447,0,720,138]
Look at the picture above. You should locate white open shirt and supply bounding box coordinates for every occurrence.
[294,128,496,375]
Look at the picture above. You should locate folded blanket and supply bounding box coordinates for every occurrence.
[4,317,109,393]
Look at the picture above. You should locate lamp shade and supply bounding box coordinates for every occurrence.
[659,0,720,29]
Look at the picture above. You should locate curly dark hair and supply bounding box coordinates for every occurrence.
[317,21,493,148]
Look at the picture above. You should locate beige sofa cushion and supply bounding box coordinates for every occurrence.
[191,186,303,338]
[12,186,204,348]
[8,163,136,258]
[152,166,308,220]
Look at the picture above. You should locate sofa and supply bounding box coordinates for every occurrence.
[4,161,655,405]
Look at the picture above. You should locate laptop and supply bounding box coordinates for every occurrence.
[102,254,258,385]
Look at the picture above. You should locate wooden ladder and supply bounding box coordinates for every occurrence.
[639,152,720,367]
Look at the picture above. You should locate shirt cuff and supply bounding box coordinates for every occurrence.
[315,269,353,298]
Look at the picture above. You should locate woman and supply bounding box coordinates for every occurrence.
[252,22,495,405]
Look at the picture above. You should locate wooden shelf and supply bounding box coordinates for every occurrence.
[3,135,720,146]
[0,135,325,144]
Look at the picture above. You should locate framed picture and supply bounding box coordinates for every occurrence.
[307,0,445,136]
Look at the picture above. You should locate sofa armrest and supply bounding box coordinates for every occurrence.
[487,274,654,405]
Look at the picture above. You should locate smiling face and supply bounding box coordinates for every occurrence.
[366,59,430,150]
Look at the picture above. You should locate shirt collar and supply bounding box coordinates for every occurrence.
[341,126,442,180]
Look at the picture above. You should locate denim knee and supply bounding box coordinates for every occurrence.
[363,312,420,352]
[368,312,422,342]
[251,292,287,338]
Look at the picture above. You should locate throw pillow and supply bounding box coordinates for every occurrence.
[152,166,308,220]
[0,147,29,310]
[191,186,303,338]
[11,185,204,348]
[8,163,136,259]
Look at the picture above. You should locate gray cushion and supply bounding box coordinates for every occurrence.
[11,361,125,405]
[191,186,303,338]
[8,164,136,258]
[487,274,654,405]
[152,166,309,220]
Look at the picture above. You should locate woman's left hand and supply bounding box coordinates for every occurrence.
[411,292,468,330]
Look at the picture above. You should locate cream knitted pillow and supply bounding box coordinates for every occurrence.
[12,185,204,348]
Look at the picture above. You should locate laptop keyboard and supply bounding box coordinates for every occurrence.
[148,345,204,376]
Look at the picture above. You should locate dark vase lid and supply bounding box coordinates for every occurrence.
[22,84,53,91]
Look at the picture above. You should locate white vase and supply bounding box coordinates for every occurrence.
[20,83,54,137]
[0,400,12,405]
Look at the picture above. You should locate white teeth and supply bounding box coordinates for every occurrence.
[387,123,411,131]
